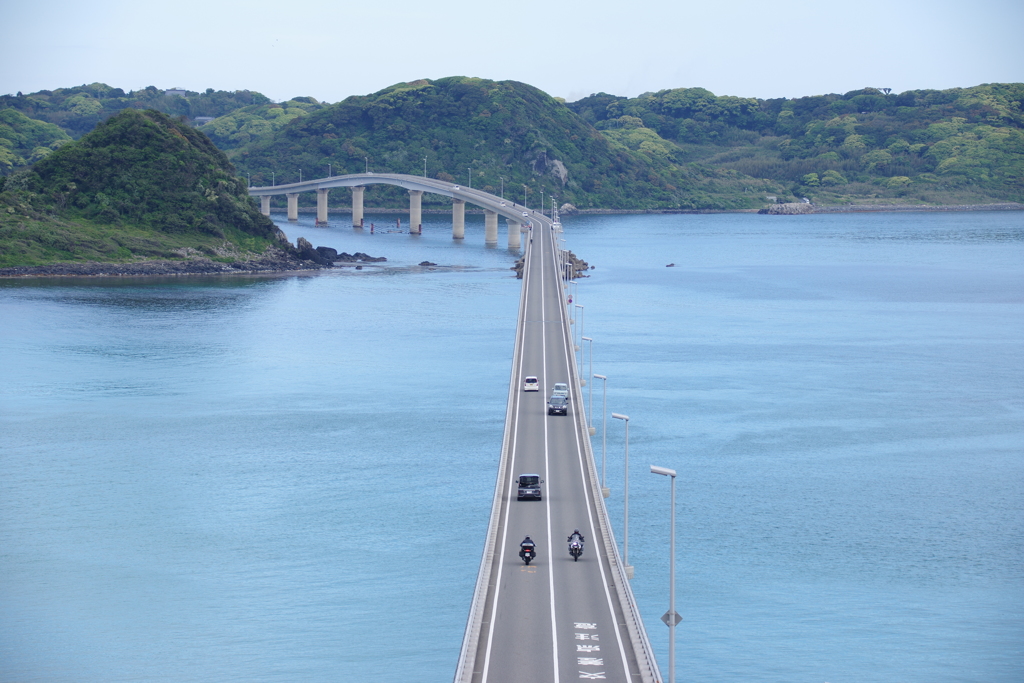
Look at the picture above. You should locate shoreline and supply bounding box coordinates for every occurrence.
[273,202,1023,217]
[0,246,352,280]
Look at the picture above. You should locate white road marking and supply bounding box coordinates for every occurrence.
[541,225,560,683]
[480,227,534,683]
[577,645,601,652]
[575,623,597,630]
[560,317,631,680]
[578,672,606,680]
[578,658,604,666]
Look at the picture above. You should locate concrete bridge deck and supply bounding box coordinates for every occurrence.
[454,213,660,683]
[249,173,534,246]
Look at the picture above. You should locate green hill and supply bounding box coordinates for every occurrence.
[569,83,1024,204]
[0,108,72,174]
[228,77,765,211]
[0,83,270,138]
[0,109,285,267]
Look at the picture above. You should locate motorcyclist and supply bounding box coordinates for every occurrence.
[567,529,585,544]
[520,536,536,552]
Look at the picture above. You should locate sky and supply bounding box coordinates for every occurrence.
[3,0,1022,103]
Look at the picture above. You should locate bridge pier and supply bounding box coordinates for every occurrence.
[506,219,522,249]
[316,188,329,226]
[484,210,498,245]
[286,193,299,221]
[409,190,423,234]
[351,187,364,227]
[452,199,465,239]
[260,196,271,216]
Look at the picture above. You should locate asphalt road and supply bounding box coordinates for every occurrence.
[469,218,643,683]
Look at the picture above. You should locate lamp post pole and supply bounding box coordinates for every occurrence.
[272,171,275,186]
[575,304,584,379]
[594,375,608,496]
[468,168,472,189]
[612,412,633,579]
[423,157,427,178]
[299,169,302,183]
[328,163,331,178]
[364,157,368,173]
[500,177,504,199]
[582,337,594,434]
[651,465,680,683]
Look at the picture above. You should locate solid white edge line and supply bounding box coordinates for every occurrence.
[541,225,560,683]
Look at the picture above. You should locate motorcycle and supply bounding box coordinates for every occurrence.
[569,538,583,562]
[520,543,536,565]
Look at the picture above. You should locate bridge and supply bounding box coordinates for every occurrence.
[248,173,533,249]
[453,209,661,682]
[251,175,662,681]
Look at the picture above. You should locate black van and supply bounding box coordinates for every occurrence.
[517,474,543,500]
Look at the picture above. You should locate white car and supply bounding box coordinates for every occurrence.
[522,211,529,217]
[551,382,569,398]
[523,376,539,392]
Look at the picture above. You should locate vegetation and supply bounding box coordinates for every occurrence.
[228,77,772,210]
[0,109,71,173]
[569,83,1024,204]
[0,109,282,267]
[200,97,327,150]
[0,82,269,140]
[3,78,1021,220]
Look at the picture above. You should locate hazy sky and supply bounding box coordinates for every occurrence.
[3,0,1022,103]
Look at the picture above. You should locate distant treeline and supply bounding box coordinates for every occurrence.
[2,79,1022,207]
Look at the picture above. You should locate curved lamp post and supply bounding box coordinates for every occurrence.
[651,465,680,683]
[594,374,608,497]
[582,337,593,433]
[612,412,633,579]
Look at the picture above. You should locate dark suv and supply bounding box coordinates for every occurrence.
[547,395,568,416]
[517,474,543,500]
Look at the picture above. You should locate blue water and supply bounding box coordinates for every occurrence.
[1,210,1022,682]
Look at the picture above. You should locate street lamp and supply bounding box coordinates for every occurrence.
[468,168,472,189]
[651,464,680,683]
[299,168,302,183]
[582,337,594,434]
[541,189,545,217]
[328,163,331,178]
[612,412,633,579]
[500,177,504,199]
[574,304,584,379]
[364,157,368,173]
[272,171,275,186]
[593,374,608,497]
[423,157,427,178]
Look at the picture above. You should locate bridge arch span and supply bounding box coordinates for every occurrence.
[249,172,534,247]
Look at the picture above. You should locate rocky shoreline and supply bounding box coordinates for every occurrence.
[287,202,1023,217]
[0,244,386,279]
[759,201,1024,215]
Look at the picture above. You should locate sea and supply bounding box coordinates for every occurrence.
[1,209,1022,682]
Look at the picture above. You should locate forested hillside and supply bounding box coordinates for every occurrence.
[570,83,1024,203]
[229,77,763,210]
[0,109,283,267]
[3,79,1022,208]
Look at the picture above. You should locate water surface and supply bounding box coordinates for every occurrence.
[1,210,1021,682]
